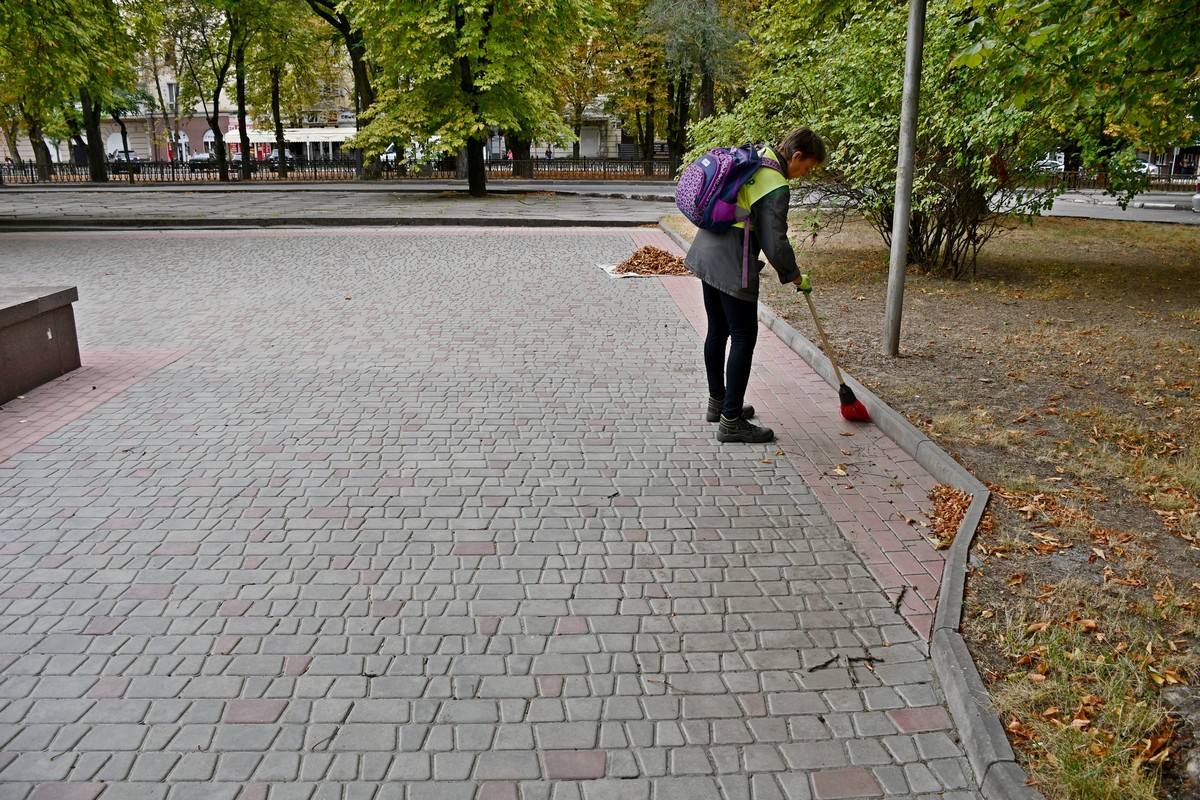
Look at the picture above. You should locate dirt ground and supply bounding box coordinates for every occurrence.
[667,212,1200,798]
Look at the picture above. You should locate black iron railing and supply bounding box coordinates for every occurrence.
[1,157,677,185]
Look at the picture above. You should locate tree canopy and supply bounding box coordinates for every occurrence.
[344,0,605,194]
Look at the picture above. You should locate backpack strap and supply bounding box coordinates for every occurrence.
[736,146,788,288]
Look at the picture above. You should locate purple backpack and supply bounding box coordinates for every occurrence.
[675,144,782,232]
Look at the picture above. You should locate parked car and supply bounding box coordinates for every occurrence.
[187,152,218,171]
[1192,176,1200,213]
[1034,158,1063,174]
[1134,160,1160,175]
[109,150,141,174]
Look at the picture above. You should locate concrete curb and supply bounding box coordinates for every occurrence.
[0,215,656,232]
[659,219,1044,800]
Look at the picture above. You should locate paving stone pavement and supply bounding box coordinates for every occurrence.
[0,223,982,799]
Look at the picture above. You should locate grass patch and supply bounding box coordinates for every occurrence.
[980,578,1196,800]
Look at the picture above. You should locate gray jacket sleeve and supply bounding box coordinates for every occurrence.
[750,186,801,286]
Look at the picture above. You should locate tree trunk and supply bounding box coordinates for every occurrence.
[508,135,532,178]
[114,114,135,184]
[699,68,715,120]
[24,112,54,182]
[236,42,252,181]
[80,88,108,182]
[666,71,690,176]
[466,136,486,196]
[271,66,287,179]
[572,110,583,159]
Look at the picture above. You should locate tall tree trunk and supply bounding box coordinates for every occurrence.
[699,68,715,120]
[80,88,108,182]
[113,113,135,184]
[271,66,287,179]
[24,112,54,182]
[236,41,252,181]
[465,135,486,197]
[572,110,583,159]
[666,71,690,176]
[508,135,532,178]
[307,1,376,178]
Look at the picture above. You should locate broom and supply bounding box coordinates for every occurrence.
[798,287,871,422]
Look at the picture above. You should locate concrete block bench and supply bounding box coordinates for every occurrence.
[0,287,81,405]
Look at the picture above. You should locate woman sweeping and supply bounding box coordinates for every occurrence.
[685,126,827,443]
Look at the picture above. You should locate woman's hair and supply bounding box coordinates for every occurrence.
[777,127,826,164]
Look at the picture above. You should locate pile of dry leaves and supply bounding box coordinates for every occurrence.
[614,245,690,276]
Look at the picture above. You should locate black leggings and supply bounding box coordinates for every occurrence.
[702,281,759,419]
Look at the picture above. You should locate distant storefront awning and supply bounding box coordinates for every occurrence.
[232,128,356,144]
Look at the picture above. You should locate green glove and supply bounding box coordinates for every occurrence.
[796,274,812,293]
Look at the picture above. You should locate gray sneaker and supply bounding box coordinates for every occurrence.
[716,414,774,443]
[706,397,755,423]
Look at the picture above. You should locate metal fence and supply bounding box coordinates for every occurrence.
[1,157,678,185]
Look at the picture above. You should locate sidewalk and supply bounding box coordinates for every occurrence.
[1,191,1001,799]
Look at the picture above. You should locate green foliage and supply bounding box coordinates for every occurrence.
[346,0,603,160]
[691,0,1070,278]
[949,0,1200,148]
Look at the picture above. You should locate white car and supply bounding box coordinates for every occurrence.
[1134,160,1161,175]
[1192,177,1199,213]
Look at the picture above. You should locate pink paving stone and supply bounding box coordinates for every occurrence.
[251,445,284,453]
[371,601,404,617]
[3,583,37,599]
[344,518,364,531]
[248,531,269,543]
[242,507,270,519]
[556,616,588,635]
[602,569,623,583]
[153,543,198,556]
[284,656,312,676]
[0,542,32,555]
[37,555,70,568]
[483,496,508,507]
[86,677,130,699]
[219,599,254,617]
[642,584,667,599]
[477,617,501,636]
[90,543,115,556]
[622,530,647,542]
[738,694,768,717]
[331,556,353,569]
[537,676,564,697]
[634,555,663,569]
[476,782,518,800]
[811,768,882,799]
[0,654,18,671]
[213,635,242,656]
[578,506,598,518]
[308,507,348,519]
[0,751,16,770]
[542,750,606,780]
[238,784,269,800]
[378,477,414,487]
[739,485,764,495]
[123,584,171,600]
[887,705,954,733]
[83,616,124,635]
[452,542,497,556]
[243,556,266,570]
[30,783,106,800]
[224,699,288,724]
[359,570,383,585]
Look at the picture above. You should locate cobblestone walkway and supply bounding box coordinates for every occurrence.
[0,228,980,799]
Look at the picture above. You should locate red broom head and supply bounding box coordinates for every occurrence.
[838,384,871,422]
